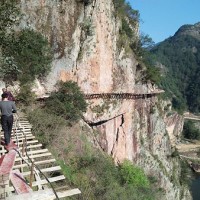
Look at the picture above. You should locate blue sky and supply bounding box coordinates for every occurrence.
[128,0,200,43]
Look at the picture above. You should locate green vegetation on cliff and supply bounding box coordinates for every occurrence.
[0,1,52,83]
[27,107,160,200]
[0,1,52,104]
[46,81,87,122]
[183,120,200,140]
[113,0,161,84]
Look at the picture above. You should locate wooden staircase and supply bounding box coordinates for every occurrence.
[0,114,81,199]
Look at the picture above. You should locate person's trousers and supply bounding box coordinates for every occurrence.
[1,115,13,145]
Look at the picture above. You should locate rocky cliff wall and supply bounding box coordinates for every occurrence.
[20,0,137,95]
[86,95,190,200]
[18,0,191,199]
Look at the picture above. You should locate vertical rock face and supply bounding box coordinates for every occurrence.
[165,112,184,146]
[19,0,191,199]
[87,97,190,200]
[20,0,136,93]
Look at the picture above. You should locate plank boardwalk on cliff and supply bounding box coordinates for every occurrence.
[36,90,165,102]
[183,112,200,121]
[84,90,164,100]
[0,114,81,200]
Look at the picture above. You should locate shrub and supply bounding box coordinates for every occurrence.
[119,160,149,187]
[183,120,200,140]
[0,56,19,83]
[27,108,66,146]
[59,151,157,200]
[121,18,133,38]
[46,81,87,122]
[145,65,161,84]
[16,84,36,105]
[81,18,93,36]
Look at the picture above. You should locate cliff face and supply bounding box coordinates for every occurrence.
[19,0,191,199]
[20,0,137,95]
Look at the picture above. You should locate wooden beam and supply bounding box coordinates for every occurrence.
[17,140,38,145]
[0,144,44,154]
[25,149,48,155]
[13,159,56,169]
[6,175,66,193]
[15,152,52,161]
[23,144,42,149]
[31,175,65,187]
[22,166,61,176]
[13,136,35,141]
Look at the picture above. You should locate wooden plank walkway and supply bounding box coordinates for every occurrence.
[36,90,165,101]
[84,91,164,100]
[183,112,200,121]
[0,114,81,199]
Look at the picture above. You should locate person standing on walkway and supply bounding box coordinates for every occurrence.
[0,93,17,146]
[2,88,15,101]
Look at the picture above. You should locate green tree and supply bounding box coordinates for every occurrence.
[2,29,52,84]
[0,0,20,40]
[46,81,87,122]
[0,0,21,83]
[140,33,155,49]
[145,65,161,84]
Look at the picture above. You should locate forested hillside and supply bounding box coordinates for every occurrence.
[150,22,200,113]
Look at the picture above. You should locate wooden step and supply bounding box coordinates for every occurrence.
[15,152,52,162]
[22,166,61,176]
[13,159,56,169]
[6,175,66,193]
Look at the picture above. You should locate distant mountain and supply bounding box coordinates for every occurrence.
[174,22,200,40]
[150,22,200,113]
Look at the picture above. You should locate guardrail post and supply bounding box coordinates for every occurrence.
[22,139,25,157]
[30,162,34,188]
